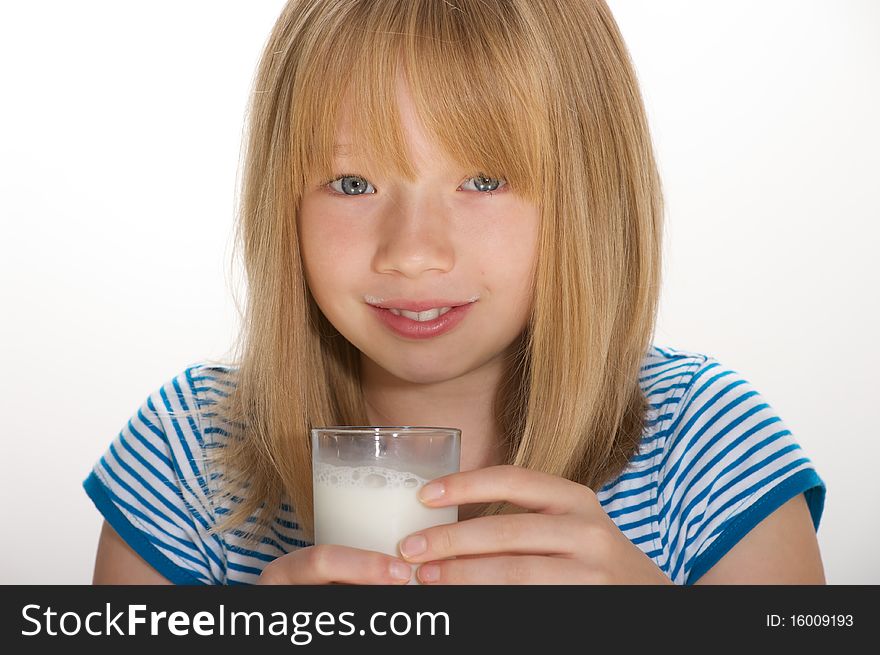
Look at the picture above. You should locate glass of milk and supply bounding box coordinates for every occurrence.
[311,426,461,579]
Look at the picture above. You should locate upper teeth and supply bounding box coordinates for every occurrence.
[388,307,452,321]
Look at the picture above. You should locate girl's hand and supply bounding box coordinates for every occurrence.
[398,464,673,585]
[257,545,414,585]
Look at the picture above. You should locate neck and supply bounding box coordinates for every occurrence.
[359,352,511,474]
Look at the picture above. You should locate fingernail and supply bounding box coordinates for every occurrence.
[418,482,445,502]
[399,534,427,559]
[418,564,440,583]
[389,560,412,582]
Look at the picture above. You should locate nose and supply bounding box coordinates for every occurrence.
[371,192,455,279]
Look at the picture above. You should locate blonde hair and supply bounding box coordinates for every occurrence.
[206,0,664,544]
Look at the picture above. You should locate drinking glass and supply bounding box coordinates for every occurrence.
[311,426,461,564]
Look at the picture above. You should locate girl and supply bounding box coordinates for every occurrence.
[85,0,826,585]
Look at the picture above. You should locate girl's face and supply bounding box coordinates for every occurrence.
[298,74,540,385]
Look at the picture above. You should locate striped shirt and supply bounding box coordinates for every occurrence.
[83,344,826,585]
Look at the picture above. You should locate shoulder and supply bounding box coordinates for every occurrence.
[83,361,239,584]
[600,344,826,584]
[646,344,827,584]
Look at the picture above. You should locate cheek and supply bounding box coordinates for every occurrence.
[303,250,358,307]
[299,211,366,296]
[480,211,540,289]
[301,218,361,263]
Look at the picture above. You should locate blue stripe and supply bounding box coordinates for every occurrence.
[185,366,199,396]
[639,361,698,384]
[229,528,310,551]
[126,420,174,470]
[599,481,657,506]
[142,531,218,571]
[651,345,680,359]
[631,531,660,546]
[631,446,663,462]
[274,517,301,530]
[214,508,303,534]
[649,397,679,411]
[138,402,166,440]
[640,357,683,372]
[269,526,310,548]
[645,382,690,396]
[182,368,211,452]
[190,374,237,388]
[173,376,206,450]
[226,561,264,576]
[641,430,667,445]
[601,464,661,491]
[606,498,655,519]
[646,412,673,426]
[617,514,656,532]
[192,386,230,398]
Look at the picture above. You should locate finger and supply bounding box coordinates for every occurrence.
[399,513,586,563]
[418,464,597,515]
[416,555,592,585]
[258,545,414,585]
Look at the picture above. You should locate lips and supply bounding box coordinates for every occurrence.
[368,301,475,340]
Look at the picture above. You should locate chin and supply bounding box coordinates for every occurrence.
[360,348,472,385]
[384,359,467,385]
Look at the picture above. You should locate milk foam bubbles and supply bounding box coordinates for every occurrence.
[313,462,458,572]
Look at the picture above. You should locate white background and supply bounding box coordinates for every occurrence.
[0,1,877,584]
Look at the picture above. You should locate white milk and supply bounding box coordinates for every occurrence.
[313,462,458,579]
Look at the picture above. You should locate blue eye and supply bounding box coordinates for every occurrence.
[327,174,376,196]
[461,175,507,194]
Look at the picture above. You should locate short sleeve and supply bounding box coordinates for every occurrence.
[655,355,826,585]
[83,368,226,584]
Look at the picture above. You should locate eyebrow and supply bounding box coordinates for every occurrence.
[333,144,353,157]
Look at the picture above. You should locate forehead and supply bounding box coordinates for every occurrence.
[329,72,452,170]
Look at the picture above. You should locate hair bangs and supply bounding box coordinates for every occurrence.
[291,0,547,203]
